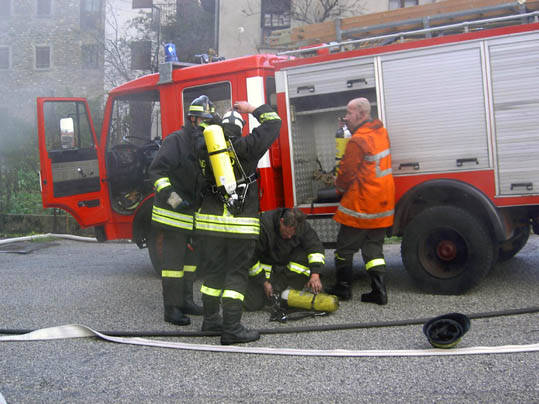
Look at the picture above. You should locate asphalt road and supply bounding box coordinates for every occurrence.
[0,234,538,403]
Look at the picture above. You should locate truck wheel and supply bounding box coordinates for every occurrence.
[497,224,530,262]
[148,227,164,276]
[401,205,494,294]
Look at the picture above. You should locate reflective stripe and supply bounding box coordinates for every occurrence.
[308,253,325,265]
[154,177,171,192]
[364,149,392,178]
[152,206,194,231]
[287,261,311,277]
[195,212,260,236]
[183,265,196,273]
[364,149,390,161]
[377,167,393,177]
[200,284,221,297]
[222,290,244,301]
[162,270,184,278]
[190,105,204,111]
[335,253,346,261]
[261,263,272,280]
[249,261,263,277]
[366,258,386,271]
[259,112,280,123]
[337,204,394,220]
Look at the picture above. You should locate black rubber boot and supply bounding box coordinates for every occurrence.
[220,300,260,345]
[201,296,223,333]
[361,271,387,305]
[325,281,352,301]
[181,278,203,316]
[325,263,353,301]
[164,306,191,326]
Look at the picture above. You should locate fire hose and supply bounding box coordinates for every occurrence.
[1,234,538,356]
[1,307,537,357]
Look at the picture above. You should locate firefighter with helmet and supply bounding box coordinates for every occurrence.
[148,95,215,326]
[196,101,281,345]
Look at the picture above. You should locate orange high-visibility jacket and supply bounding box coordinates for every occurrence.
[333,119,395,229]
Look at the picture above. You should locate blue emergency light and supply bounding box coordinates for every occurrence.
[164,43,178,62]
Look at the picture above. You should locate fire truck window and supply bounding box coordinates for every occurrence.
[106,90,161,215]
[43,101,94,151]
[108,91,161,149]
[182,82,231,119]
[266,77,277,110]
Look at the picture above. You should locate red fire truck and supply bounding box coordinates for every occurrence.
[36,11,539,294]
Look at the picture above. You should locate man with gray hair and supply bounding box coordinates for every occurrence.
[326,97,395,305]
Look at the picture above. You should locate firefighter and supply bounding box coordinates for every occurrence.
[148,95,214,326]
[244,207,325,312]
[196,101,281,345]
[326,97,395,305]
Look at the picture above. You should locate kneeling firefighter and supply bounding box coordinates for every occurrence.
[244,207,338,315]
[148,95,216,326]
[196,101,281,345]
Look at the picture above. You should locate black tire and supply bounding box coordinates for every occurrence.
[497,224,530,262]
[147,227,164,276]
[401,205,494,294]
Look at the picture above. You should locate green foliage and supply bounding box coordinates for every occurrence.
[0,109,46,214]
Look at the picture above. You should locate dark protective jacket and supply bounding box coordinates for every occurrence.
[195,104,281,239]
[249,208,325,282]
[148,121,207,233]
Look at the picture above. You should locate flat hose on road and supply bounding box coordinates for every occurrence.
[1,306,537,337]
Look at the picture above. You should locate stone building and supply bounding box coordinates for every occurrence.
[0,0,105,122]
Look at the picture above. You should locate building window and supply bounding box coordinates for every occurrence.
[0,46,10,69]
[35,45,51,69]
[261,0,291,41]
[389,0,419,9]
[0,0,11,17]
[80,0,101,30]
[81,44,99,69]
[130,40,152,71]
[37,0,52,16]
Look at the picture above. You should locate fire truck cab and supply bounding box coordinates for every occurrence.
[36,54,285,271]
[36,13,539,294]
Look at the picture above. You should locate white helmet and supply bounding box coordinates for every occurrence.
[222,110,245,130]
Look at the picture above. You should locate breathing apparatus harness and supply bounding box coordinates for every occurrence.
[212,136,257,215]
[201,110,257,215]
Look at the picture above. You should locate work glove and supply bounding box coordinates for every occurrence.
[167,191,183,209]
[167,191,191,210]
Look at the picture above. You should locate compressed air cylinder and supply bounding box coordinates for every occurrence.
[203,124,237,195]
[281,288,339,312]
[335,124,351,174]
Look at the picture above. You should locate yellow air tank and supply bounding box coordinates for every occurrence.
[335,123,351,174]
[203,124,237,195]
[281,288,339,312]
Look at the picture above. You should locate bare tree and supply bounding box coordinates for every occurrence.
[292,0,367,24]
[242,0,367,25]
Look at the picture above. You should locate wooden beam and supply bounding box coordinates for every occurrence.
[268,0,539,48]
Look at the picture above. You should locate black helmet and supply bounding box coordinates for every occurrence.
[423,313,470,349]
[188,95,213,119]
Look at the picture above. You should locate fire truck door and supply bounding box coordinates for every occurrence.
[36,97,108,226]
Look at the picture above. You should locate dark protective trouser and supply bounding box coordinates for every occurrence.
[199,236,256,306]
[160,229,189,308]
[244,246,313,311]
[334,225,387,282]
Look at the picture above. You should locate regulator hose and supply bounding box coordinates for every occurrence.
[1,306,537,337]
